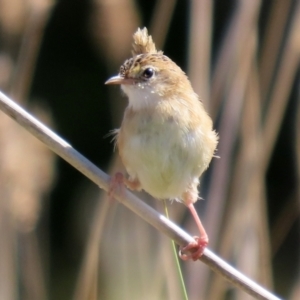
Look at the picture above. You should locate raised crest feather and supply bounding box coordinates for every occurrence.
[131,28,163,56]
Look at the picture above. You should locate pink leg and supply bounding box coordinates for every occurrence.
[108,172,126,199]
[124,177,141,191]
[179,195,209,261]
[109,172,141,199]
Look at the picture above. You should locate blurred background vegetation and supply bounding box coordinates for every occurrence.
[0,0,299,299]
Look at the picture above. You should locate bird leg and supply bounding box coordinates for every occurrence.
[109,172,141,199]
[179,192,208,261]
[108,172,126,199]
[124,176,141,191]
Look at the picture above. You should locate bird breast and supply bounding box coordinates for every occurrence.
[116,100,217,201]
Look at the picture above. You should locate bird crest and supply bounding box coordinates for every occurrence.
[131,27,163,56]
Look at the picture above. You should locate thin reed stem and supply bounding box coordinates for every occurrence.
[163,200,188,300]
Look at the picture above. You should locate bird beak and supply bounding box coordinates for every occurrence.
[105,75,136,85]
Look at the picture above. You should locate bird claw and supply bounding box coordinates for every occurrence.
[108,172,125,199]
[124,177,141,191]
[179,236,208,261]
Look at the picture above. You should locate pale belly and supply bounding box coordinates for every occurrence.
[118,119,207,200]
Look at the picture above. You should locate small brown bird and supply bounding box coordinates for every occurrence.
[105,28,218,260]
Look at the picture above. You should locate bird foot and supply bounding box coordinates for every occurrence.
[124,177,141,191]
[108,172,125,199]
[179,236,208,261]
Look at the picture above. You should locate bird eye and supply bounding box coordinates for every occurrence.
[142,68,154,79]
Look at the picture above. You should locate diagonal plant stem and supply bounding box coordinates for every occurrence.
[0,90,281,300]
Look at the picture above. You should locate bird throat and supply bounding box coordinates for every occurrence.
[121,84,162,111]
